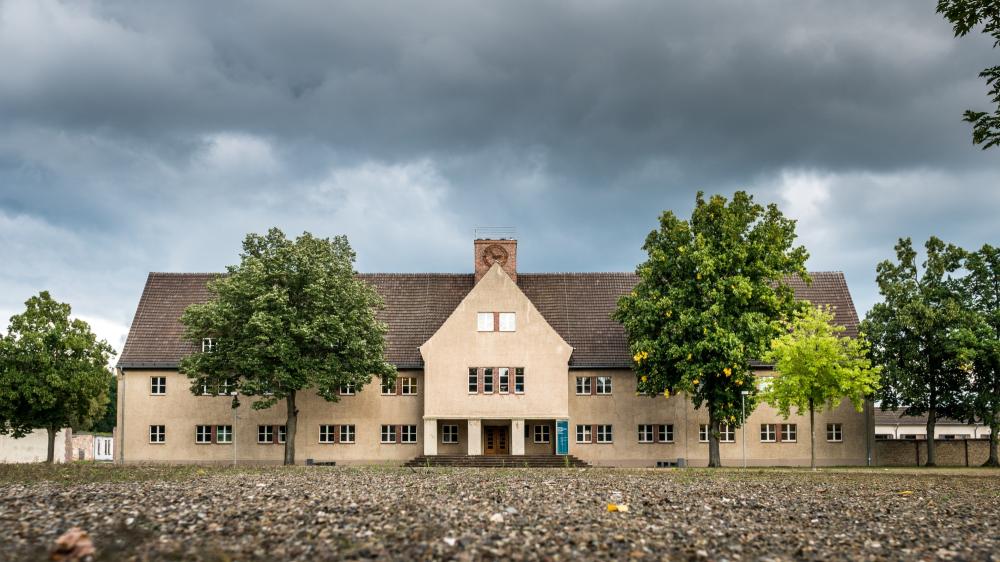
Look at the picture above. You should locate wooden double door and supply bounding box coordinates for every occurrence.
[484,426,509,455]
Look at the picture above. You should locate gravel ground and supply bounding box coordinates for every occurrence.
[1,465,999,561]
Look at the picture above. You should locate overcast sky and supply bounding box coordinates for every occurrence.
[1,0,997,354]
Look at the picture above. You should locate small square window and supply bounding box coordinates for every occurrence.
[596,424,613,443]
[498,312,516,332]
[441,424,459,444]
[339,425,355,443]
[575,424,592,443]
[400,425,418,443]
[477,312,494,332]
[381,378,395,395]
[381,425,397,444]
[202,338,215,352]
[782,424,797,442]
[720,424,735,443]
[760,424,776,442]
[596,376,612,395]
[216,425,233,443]
[575,377,592,395]
[658,424,674,443]
[319,425,336,443]
[257,425,273,444]
[638,424,654,443]
[150,376,166,395]
[534,425,551,443]
[198,378,211,395]
[218,378,235,396]
[149,425,165,443]
[514,368,525,393]
[196,425,212,444]
[339,383,356,395]
[827,423,843,442]
[400,377,418,395]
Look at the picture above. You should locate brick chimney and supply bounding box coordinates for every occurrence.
[474,237,517,284]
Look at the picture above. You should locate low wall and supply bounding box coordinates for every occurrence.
[875,439,991,467]
[0,429,70,463]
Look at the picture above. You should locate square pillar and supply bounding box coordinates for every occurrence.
[511,419,525,455]
[423,419,437,456]
[467,419,482,455]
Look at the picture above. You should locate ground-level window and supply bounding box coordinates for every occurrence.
[638,424,655,443]
[719,424,735,442]
[699,424,709,442]
[216,425,233,443]
[400,377,418,395]
[658,424,674,443]
[596,424,613,443]
[441,424,459,444]
[575,377,592,395]
[534,425,551,443]
[575,425,592,443]
[596,376,612,395]
[400,425,418,443]
[760,424,776,442]
[381,425,397,443]
[150,376,166,395]
[149,425,165,443]
[498,368,510,393]
[483,368,494,393]
[515,368,525,393]
[826,423,843,442]
[339,383,355,395]
[782,424,797,442]
[340,425,356,443]
[257,425,273,444]
[196,425,212,444]
[319,425,336,443]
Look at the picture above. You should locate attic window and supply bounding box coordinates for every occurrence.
[202,338,216,352]
[498,312,516,332]
[476,313,493,331]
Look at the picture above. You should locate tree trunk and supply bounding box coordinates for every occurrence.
[925,408,937,467]
[707,408,721,467]
[986,421,999,468]
[284,391,298,466]
[46,427,57,464]
[809,399,816,471]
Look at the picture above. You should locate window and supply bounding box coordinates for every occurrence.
[477,312,494,331]
[720,424,735,442]
[760,424,776,442]
[399,377,418,395]
[468,368,478,393]
[442,424,459,444]
[149,425,165,443]
[596,376,612,395]
[515,368,525,393]
[575,377,592,395]
[216,425,233,443]
[339,383,355,395]
[257,425,273,444]
[400,425,418,443]
[658,424,674,443]
[638,425,655,443]
[196,425,215,444]
[381,378,395,395]
[319,425,336,443]
[198,378,211,395]
[277,425,287,444]
[756,377,773,392]
[339,425,355,443]
[381,425,397,444]
[782,424,797,442]
[498,312,516,332]
[875,433,894,441]
[576,424,592,443]
[218,378,235,396]
[534,425,551,443]
[483,368,494,393]
[202,338,215,352]
[498,368,510,393]
[826,423,843,442]
[596,425,613,443]
[699,424,709,443]
[150,376,166,395]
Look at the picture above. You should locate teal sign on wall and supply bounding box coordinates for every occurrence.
[556,419,569,455]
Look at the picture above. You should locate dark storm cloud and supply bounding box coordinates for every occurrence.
[0,0,997,350]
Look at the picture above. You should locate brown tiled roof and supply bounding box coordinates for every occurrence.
[118,271,859,370]
[874,409,974,427]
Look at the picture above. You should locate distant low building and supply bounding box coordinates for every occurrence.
[874,409,991,441]
[0,428,71,463]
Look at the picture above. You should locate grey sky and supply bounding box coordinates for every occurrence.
[1,0,997,353]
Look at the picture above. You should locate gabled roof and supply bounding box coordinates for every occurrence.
[873,409,980,427]
[117,271,859,370]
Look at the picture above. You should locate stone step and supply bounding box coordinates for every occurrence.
[403,455,590,468]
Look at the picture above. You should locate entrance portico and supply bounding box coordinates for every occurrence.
[423,418,526,456]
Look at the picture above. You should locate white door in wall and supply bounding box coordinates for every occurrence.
[94,436,114,461]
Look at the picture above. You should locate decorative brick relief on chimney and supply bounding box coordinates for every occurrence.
[474,238,517,284]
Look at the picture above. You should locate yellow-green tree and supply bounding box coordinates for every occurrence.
[762,304,881,469]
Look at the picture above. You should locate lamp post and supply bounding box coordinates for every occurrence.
[231,390,240,467]
[741,390,749,468]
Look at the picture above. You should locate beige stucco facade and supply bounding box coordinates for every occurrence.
[117,260,871,467]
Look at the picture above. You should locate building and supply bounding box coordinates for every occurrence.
[0,428,70,463]
[115,237,872,467]
[874,409,992,441]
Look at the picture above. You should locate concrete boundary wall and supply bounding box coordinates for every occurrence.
[875,439,991,467]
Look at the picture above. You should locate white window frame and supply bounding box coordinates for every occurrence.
[257,425,274,444]
[720,424,735,443]
[498,368,510,394]
[477,312,494,332]
[339,425,355,444]
[760,424,776,443]
[782,424,797,442]
[339,383,356,395]
[468,368,478,394]
[400,425,418,443]
[218,378,235,396]
[638,424,654,443]
[196,425,212,444]
[827,423,843,442]
[319,425,336,444]
[149,425,165,443]
[202,338,215,352]
[277,425,287,444]
[533,425,551,443]
[381,378,395,395]
[441,424,459,444]
[575,424,592,443]
[498,312,516,332]
[400,377,417,396]
[699,424,709,442]
[198,378,211,395]
[150,376,166,395]
[514,368,525,393]
[216,425,233,444]
[596,424,613,443]
[658,424,674,443]
[482,368,494,394]
[575,377,591,395]
[381,425,397,444]
[596,376,613,395]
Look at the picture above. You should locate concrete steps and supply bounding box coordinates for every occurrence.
[403,454,590,468]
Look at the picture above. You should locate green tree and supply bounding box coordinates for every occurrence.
[0,292,114,463]
[963,244,1000,466]
[90,377,117,434]
[863,237,973,466]
[762,304,881,469]
[179,228,395,465]
[937,0,1000,149]
[615,191,809,467]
